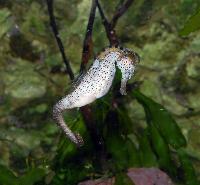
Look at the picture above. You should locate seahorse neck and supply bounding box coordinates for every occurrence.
[97,47,122,62]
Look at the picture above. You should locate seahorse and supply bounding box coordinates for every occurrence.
[53,46,140,147]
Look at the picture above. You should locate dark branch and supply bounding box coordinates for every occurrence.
[46,0,74,80]
[97,0,134,46]
[96,0,119,46]
[80,0,97,72]
[96,0,109,26]
[110,0,134,29]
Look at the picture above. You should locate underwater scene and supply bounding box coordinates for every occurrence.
[0,0,200,184]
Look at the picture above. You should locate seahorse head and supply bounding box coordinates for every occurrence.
[116,47,140,95]
[97,46,140,69]
[97,46,140,95]
[120,47,140,64]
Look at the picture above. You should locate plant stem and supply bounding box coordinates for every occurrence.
[80,0,97,72]
[46,0,74,80]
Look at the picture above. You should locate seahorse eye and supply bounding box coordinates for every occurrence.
[119,46,124,50]
[134,52,140,63]
[121,49,140,65]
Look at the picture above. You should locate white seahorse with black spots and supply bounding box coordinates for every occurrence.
[53,46,140,147]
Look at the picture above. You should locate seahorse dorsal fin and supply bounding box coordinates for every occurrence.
[71,71,86,89]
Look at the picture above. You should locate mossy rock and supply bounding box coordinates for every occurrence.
[3,58,47,99]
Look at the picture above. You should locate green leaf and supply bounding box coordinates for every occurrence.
[132,90,186,149]
[0,165,18,185]
[0,8,10,23]
[114,173,135,185]
[35,103,48,113]
[106,133,140,170]
[52,163,90,185]
[126,139,141,167]
[56,113,90,164]
[94,98,111,127]
[117,107,134,135]
[177,149,199,185]
[148,124,176,176]
[180,7,200,36]
[0,166,45,185]
[106,134,129,170]
[57,136,77,165]
[0,8,12,38]
[18,168,46,185]
[138,130,158,167]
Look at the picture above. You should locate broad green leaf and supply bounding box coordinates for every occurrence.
[132,90,186,149]
[0,9,10,23]
[106,134,129,170]
[106,133,140,170]
[0,166,45,185]
[177,149,199,185]
[57,136,77,164]
[105,105,140,169]
[52,163,91,185]
[94,98,111,127]
[0,8,12,38]
[0,165,18,185]
[138,130,158,167]
[18,168,46,185]
[126,139,141,167]
[148,124,176,176]
[117,107,134,135]
[56,113,90,164]
[180,7,200,36]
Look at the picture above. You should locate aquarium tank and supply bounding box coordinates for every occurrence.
[0,0,200,185]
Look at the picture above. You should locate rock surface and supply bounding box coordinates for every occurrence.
[78,168,174,185]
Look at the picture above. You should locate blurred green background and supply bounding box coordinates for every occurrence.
[0,0,200,185]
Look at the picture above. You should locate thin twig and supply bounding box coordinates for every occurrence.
[96,0,109,26]
[97,0,134,46]
[46,0,74,80]
[80,0,97,72]
[110,0,134,29]
[96,0,118,45]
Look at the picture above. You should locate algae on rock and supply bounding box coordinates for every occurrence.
[3,59,47,99]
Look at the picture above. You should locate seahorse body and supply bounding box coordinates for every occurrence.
[53,46,140,147]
